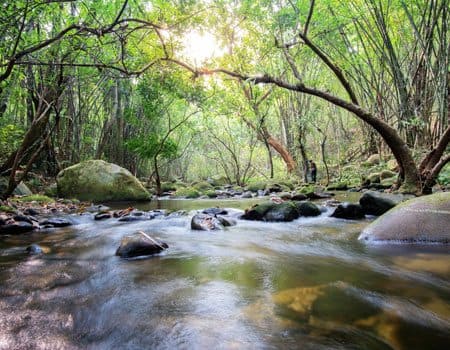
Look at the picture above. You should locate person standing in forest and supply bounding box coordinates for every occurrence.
[309,160,317,183]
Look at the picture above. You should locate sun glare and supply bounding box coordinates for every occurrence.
[181,31,225,65]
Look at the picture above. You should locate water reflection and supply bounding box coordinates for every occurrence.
[0,199,449,349]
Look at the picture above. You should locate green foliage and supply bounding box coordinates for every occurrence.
[437,164,450,186]
[0,125,24,163]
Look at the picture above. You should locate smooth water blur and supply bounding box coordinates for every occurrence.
[0,198,449,349]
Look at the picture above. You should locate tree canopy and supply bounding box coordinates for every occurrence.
[0,0,449,197]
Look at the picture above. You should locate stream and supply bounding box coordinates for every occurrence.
[0,197,449,349]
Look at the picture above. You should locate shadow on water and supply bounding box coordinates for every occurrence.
[0,197,449,349]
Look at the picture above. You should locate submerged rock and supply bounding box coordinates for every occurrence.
[116,232,168,258]
[331,203,365,220]
[359,192,450,243]
[26,244,43,255]
[191,213,223,231]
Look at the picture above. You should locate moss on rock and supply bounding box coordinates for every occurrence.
[57,160,151,202]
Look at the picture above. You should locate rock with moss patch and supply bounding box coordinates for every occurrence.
[380,170,396,180]
[359,191,398,216]
[57,160,150,202]
[295,201,321,217]
[0,178,33,196]
[367,173,381,184]
[386,159,398,171]
[366,154,380,165]
[359,192,450,243]
[264,202,299,222]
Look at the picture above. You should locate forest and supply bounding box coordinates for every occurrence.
[0,0,449,197]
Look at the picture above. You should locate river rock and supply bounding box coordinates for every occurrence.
[242,201,300,222]
[216,216,237,227]
[264,202,299,222]
[56,159,151,202]
[40,217,73,228]
[26,244,43,255]
[359,191,398,216]
[295,201,321,217]
[359,192,450,243]
[116,233,168,258]
[331,203,365,220]
[94,212,113,220]
[191,213,223,231]
[0,220,35,234]
[202,207,228,216]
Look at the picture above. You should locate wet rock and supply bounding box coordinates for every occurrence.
[241,202,276,221]
[257,189,269,197]
[241,191,253,199]
[40,217,73,228]
[291,193,308,201]
[94,212,113,220]
[191,213,223,231]
[13,214,34,225]
[118,215,147,222]
[264,202,299,222]
[359,191,397,216]
[202,207,228,216]
[305,192,333,200]
[359,192,450,243]
[116,232,168,258]
[216,216,237,227]
[295,201,321,217]
[278,192,293,200]
[26,244,43,255]
[0,221,35,234]
[331,203,365,220]
[23,208,40,216]
[85,204,111,213]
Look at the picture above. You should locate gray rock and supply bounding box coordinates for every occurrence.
[191,213,223,230]
[359,192,450,243]
[217,216,237,227]
[116,233,168,258]
[57,160,150,202]
[241,191,253,199]
[202,208,228,216]
[0,221,35,234]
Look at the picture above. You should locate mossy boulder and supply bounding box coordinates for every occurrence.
[387,159,399,171]
[366,154,381,165]
[175,187,200,198]
[241,201,276,220]
[56,160,150,202]
[295,201,321,217]
[359,192,450,243]
[264,202,299,222]
[367,173,381,184]
[245,181,267,192]
[192,181,213,192]
[380,170,397,180]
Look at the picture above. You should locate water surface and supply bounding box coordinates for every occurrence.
[0,198,449,349]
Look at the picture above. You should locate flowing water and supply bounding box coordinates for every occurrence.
[0,197,449,349]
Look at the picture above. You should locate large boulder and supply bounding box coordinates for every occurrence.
[359,192,450,243]
[359,191,398,216]
[295,201,321,217]
[56,160,150,202]
[241,201,301,222]
[331,203,365,220]
[116,232,168,258]
[264,202,299,222]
